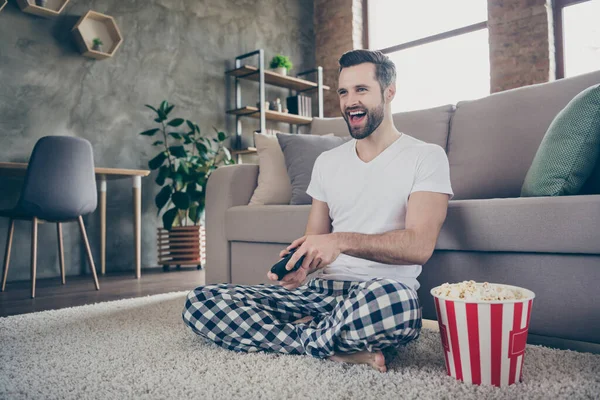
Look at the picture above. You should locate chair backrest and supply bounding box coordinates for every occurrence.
[18,136,97,221]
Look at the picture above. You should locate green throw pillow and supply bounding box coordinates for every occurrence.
[521,84,600,197]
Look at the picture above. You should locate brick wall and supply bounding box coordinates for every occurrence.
[488,0,555,93]
[314,0,556,115]
[314,0,365,117]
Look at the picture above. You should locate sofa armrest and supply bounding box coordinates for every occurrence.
[205,164,259,284]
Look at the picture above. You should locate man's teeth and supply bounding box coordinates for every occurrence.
[349,111,365,116]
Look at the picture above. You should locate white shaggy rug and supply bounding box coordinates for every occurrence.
[1,292,599,400]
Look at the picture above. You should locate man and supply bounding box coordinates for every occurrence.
[183,49,453,372]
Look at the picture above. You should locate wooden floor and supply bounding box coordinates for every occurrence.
[0,267,205,318]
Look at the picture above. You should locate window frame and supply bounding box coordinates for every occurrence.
[553,0,593,79]
[364,1,488,54]
[364,1,489,111]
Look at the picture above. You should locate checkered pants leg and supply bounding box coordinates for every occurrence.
[182,278,422,358]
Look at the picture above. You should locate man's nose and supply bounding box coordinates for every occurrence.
[345,94,360,109]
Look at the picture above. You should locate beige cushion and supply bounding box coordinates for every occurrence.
[436,195,600,254]
[229,195,600,254]
[248,132,293,205]
[248,132,335,205]
[226,204,310,243]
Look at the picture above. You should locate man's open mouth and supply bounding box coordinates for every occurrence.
[348,110,367,125]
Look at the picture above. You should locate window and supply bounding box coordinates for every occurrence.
[554,0,600,79]
[367,0,490,112]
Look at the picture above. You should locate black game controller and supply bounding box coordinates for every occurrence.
[270,247,305,280]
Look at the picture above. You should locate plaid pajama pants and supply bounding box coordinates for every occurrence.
[181,277,422,359]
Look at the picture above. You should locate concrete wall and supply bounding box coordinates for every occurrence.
[0,0,315,282]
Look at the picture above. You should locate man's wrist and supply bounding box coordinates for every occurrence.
[333,232,351,253]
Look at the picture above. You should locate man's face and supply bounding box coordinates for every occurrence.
[338,63,385,140]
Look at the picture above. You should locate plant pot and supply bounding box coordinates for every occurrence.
[157,225,206,268]
[92,43,103,52]
[272,67,287,76]
[35,0,47,7]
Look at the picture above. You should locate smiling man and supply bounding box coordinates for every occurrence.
[183,49,453,372]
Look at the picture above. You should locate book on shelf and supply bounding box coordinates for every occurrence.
[286,94,312,117]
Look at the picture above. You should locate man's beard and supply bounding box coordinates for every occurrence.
[343,101,385,140]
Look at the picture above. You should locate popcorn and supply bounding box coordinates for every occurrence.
[432,280,524,301]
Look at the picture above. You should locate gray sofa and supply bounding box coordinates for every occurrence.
[205,69,600,353]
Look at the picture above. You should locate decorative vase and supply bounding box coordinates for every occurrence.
[157,226,205,271]
[35,0,47,7]
[92,43,103,52]
[273,67,287,76]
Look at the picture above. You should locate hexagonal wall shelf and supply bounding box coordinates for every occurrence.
[16,0,70,18]
[0,0,7,13]
[72,10,123,60]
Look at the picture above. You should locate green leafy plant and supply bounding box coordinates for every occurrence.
[141,100,235,230]
[92,38,103,46]
[269,54,293,71]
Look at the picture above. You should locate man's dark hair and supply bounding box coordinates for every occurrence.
[338,49,396,93]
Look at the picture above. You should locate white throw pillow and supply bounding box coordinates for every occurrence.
[248,132,293,205]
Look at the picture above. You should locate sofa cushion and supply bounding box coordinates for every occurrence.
[447,69,600,200]
[310,104,454,150]
[227,195,600,254]
[248,132,293,205]
[436,195,600,254]
[521,84,600,197]
[276,133,349,205]
[225,205,310,243]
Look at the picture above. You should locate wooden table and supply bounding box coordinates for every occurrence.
[0,163,150,279]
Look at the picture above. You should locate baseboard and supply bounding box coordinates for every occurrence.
[422,319,600,355]
[526,334,600,354]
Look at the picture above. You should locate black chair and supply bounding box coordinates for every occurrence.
[0,136,100,298]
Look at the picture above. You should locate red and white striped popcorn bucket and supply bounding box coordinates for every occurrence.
[430,284,535,387]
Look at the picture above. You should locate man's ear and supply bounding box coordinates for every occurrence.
[386,83,396,103]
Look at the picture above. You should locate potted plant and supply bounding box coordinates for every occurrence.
[270,54,293,76]
[35,0,47,7]
[92,38,103,52]
[141,100,235,271]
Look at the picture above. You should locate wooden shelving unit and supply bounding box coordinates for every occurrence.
[226,49,329,161]
[227,106,313,125]
[0,0,7,13]
[16,0,70,18]
[71,10,123,60]
[226,65,330,93]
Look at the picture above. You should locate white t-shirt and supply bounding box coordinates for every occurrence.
[305,133,454,291]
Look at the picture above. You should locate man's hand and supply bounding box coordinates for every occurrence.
[266,233,341,290]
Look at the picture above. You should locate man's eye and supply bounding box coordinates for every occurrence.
[358,88,366,92]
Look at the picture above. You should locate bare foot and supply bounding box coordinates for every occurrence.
[328,350,387,373]
[292,316,314,325]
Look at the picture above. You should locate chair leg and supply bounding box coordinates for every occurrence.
[57,223,65,285]
[31,217,38,299]
[78,216,99,290]
[1,219,15,292]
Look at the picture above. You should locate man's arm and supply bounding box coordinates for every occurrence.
[336,191,449,265]
[305,198,332,235]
